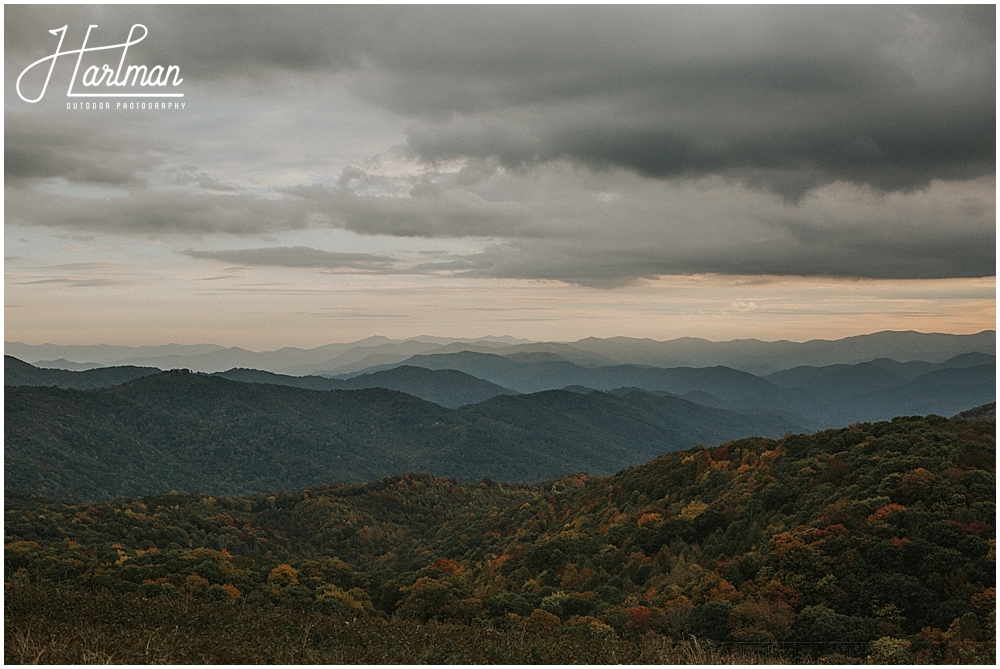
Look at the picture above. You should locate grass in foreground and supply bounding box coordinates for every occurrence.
[5,584,789,664]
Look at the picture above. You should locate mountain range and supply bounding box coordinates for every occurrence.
[5,335,995,662]
[7,344,994,428]
[4,356,160,389]
[5,369,800,499]
[213,365,518,409]
[7,330,994,375]
[319,349,994,427]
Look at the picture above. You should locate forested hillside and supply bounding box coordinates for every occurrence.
[5,357,517,408]
[4,355,159,389]
[6,414,994,663]
[8,350,993,428]
[344,351,995,427]
[215,365,518,408]
[4,370,799,499]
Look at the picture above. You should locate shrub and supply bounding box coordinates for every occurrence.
[866,636,912,664]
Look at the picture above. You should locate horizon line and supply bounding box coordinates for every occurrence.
[5,328,996,353]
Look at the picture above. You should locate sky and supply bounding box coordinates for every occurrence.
[4,5,996,349]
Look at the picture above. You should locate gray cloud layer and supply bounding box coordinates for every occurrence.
[5,113,164,187]
[381,6,994,198]
[5,6,995,286]
[4,186,312,236]
[183,172,995,287]
[184,246,395,273]
[8,5,992,196]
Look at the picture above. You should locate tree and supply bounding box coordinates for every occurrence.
[690,602,732,642]
[792,605,877,658]
[267,564,299,589]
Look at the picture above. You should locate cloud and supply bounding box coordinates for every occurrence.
[184,246,395,272]
[164,168,239,192]
[5,113,164,187]
[429,173,997,286]
[183,244,507,278]
[4,5,995,288]
[6,6,992,197]
[333,5,994,198]
[4,187,313,236]
[6,261,145,289]
[3,5,362,86]
[10,161,995,286]
[287,178,531,239]
[730,302,759,312]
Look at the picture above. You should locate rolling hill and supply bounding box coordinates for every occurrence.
[6,357,517,409]
[4,371,802,499]
[215,365,518,408]
[8,347,993,430]
[334,351,777,400]
[5,413,994,663]
[340,351,995,427]
[4,355,160,389]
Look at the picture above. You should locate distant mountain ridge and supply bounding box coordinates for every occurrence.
[7,330,993,375]
[567,330,996,373]
[4,356,160,390]
[336,351,776,400]
[33,359,105,371]
[4,371,802,499]
[7,346,994,427]
[215,365,518,408]
[335,350,995,427]
[763,352,994,389]
[5,357,517,409]
[3,342,226,365]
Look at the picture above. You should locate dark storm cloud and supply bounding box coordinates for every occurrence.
[5,5,994,286]
[5,113,163,187]
[377,6,995,198]
[184,246,395,272]
[3,5,363,84]
[6,5,993,196]
[463,226,997,288]
[421,176,994,286]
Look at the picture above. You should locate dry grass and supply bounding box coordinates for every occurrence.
[5,583,800,664]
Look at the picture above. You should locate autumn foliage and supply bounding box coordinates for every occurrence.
[4,414,995,663]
